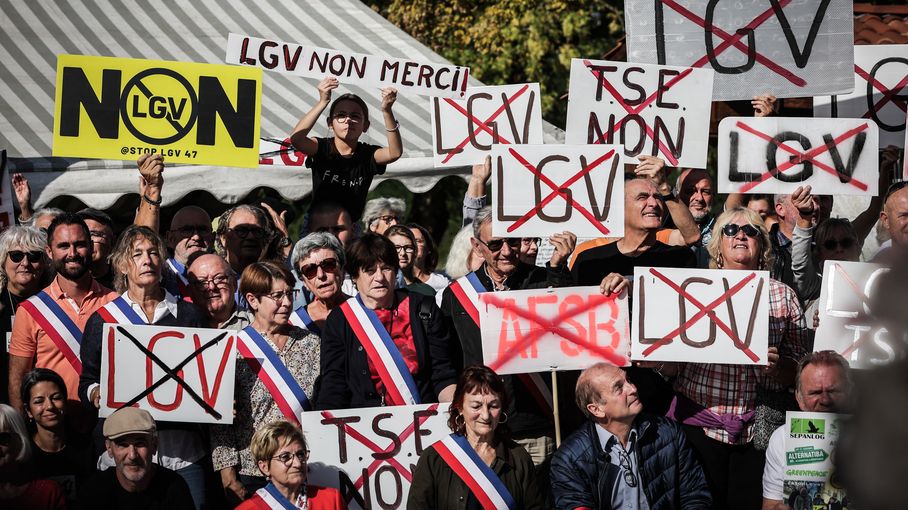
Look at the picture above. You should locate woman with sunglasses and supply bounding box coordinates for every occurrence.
[660,207,809,509]
[290,233,350,335]
[316,233,457,410]
[213,261,321,507]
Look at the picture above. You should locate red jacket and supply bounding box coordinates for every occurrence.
[236,484,346,510]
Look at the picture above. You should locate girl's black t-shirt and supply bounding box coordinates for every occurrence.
[305,137,387,221]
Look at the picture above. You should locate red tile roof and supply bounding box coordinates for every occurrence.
[853,4,908,45]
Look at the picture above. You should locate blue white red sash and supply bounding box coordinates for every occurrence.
[19,291,84,374]
[96,296,147,325]
[289,306,320,335]
[250,482,297,509]
[340,294,420,406]
[432,433,518,510]
[164,258,190,298]
[236,326,310,424]
[448,272,485,326]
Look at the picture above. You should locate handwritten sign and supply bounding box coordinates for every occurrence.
[100,324,236,424]
[565,59,714,169]
[632,267,770,365]
[491,144,624,238]
[718,117,879,196]
[0,151,12,232]
[479,286,630,374]
[782,411,847,506]
[258,136,306,166]
[302,404,448,510]
[815,45,908,149]
[226,33,468,99]
[814,261,900,369]
[624,0,854,100]
[431,83,543,167]
[53,55,262,168]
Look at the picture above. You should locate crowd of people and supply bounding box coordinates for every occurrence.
[0,79,905,510]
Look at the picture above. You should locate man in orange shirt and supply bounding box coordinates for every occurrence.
[8,213,117,416]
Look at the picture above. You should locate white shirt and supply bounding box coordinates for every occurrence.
[762,425,785,500]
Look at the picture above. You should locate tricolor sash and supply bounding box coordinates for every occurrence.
[448,272,485,326]
[432,433,518,510]
[251,482,297,510]
[164,258,190,298]
[340,294,420,406]
[236,326,311,424]
[289,306,319,335]
[19,291,84,374]
[97,296,147,325]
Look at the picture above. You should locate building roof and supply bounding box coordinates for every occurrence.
[854,4,908,45]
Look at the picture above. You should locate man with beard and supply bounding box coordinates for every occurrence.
[82,407,195,509]
[674,168,715,268]
[8,213,117,413]
[186,253,251,330]
[163,206,214,298]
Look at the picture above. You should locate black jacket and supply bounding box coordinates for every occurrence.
[315,290,457,409]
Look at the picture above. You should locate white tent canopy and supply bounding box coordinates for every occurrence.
[0,0,562,209]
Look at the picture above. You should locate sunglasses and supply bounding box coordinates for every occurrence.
[476,237,521,253]
[8,250,43,263]
[300,258,339,279]
[229,226,268,240]
[721,223,760,238]
[822,238,856,251]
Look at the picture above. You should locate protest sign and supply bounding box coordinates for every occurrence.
[431,83,543,167]
[782,411,847,507]
[718,117,879,196]
[100,324,236,424]
[814,261,899,369]
[624,0,854,101]
[0,151,12,232]
[565,58,714,168]
[479,286,630,374]
[302,404,448,510]
[491,144,624,238]
[632,267,770,365]
[258,136,306,166]
[815,45,908,149]
[53,55,262,168]
[226,33,468,99]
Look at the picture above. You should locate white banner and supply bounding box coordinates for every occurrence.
[226,33,468,99]
[491,144,624,238]
[565,59,714,169]
[631,267,770,365]
[815,45,908,149]
[814,261,900,369]
[431,83,543,167]
[302,404,449,510]
[479,286,630,374]
[718,117,879,196]
[624,0,855,101]
[258,136,306,167]
[100,324,236,424]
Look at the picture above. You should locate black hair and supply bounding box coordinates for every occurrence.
[46,212,90,245]
[344,233,398,279]
[329,93,370,125]
[20,368,67,408]
[78,208,114,229]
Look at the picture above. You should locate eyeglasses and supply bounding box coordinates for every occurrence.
[721,223,760,238]
[172,225,212,237]
[271,449,310,465]
[89,230,112,241]
[394,244,415,254]
[300,258,339,279]
[476,237,521,253]
[822,238,856,251]
[229,226,268,240]
[189,274,230,289]
[522,237,541,246]
[261,290,297,303]
[617,450,638,488]
[7,250,43,263]
[378,215,399,225]
[331,112,363,124]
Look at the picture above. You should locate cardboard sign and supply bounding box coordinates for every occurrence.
[632,267,770,365]
[100,324,237,424]
[813,261,900,369]
[258,136,306,166]
[0,151,12,232]
[302,404,448,510]
[226,33,468,99]
[53,55,262,168]
[491,144,624,238]
[782,411,847,505]
[815,45,908,149]
[565,59,714,169]
[624,0,854,100]
[431,83,543,167]
[718,117,879,196]
[479,286,630,374]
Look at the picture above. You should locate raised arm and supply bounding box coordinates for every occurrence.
[11,173,33,224]
[463,155,491,226]
[373,87,403,165]
[290,77,337,155]
[636,156,700,245]
[133,154,163,231]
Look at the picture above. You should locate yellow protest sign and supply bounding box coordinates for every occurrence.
[53,55,262,168]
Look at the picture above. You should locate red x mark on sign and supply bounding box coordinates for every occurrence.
[826,263,882,359]
[641,268,762,362]
[854,64,908,118]
[504,147,617,235]
[583,59,692,166]
[483,292,628,372]
[320,404,439,491]
[734,121,871,193]
[440,85,530,164]
[659,0,806,87]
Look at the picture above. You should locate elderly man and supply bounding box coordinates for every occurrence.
[761,351,852,510]
[186,253,251,330]
[551,363,711,510]
[874,180,908,265]
[162,206,214,297]
[82,407,195,509]
[215,205,272,276]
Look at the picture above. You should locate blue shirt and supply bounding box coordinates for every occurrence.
[595,424,651,510]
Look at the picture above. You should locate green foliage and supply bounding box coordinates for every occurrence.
[370,0,624,128]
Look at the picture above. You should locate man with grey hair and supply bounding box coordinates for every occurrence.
[186,253,250,330]
[552,363,710,509]
[761,351,851,509]
[28,207,65,231]
[361,196,405,235]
